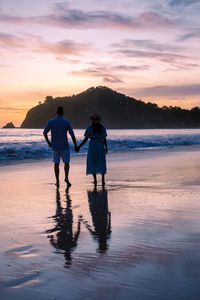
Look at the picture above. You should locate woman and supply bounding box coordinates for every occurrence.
[77,114,108,186]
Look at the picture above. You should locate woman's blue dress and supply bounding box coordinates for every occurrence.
[84,125,107,175]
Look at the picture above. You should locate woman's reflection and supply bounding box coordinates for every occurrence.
[46,188,81,266]
[82,187,111,253]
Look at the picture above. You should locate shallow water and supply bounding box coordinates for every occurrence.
[1,150,200,299]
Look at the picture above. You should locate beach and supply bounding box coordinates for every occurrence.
[1,146,200,299]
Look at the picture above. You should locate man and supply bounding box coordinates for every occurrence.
[43,106,77,188]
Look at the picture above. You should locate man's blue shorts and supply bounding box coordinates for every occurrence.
[52,149,70,163]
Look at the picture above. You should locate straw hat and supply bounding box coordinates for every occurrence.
[90,113,102,122]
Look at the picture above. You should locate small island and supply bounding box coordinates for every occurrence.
[3,122,15,129]
[21,86,200,129]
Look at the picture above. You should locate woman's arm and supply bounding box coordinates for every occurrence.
[103,137,108,154]
[77,137,88,151]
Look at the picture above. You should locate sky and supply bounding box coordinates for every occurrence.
[0,0,200,127]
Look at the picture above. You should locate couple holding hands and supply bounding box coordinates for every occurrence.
[44,106,108,188]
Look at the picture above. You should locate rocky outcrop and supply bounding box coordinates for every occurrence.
[3,122,15,128]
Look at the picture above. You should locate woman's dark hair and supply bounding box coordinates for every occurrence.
[92,122,102,135]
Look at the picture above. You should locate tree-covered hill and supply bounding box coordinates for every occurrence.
[20,86,200,129]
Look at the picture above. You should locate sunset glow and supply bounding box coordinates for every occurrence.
[0,0,200,127]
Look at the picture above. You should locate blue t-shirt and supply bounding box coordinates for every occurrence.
[43,116,74,151]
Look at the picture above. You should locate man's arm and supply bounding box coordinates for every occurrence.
[43,121,51,147]
[71,134,77,150]
[68,122,78,151]
[43,133,51,147]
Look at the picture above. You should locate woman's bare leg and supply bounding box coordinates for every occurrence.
[93,174,97,186]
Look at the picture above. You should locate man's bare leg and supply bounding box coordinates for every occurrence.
[64,163,71,187]
[54,163,60,187]
[102,174,105,187]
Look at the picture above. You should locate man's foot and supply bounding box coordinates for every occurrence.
[65,179,71,187]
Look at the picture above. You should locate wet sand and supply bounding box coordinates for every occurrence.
[1,147,200,299]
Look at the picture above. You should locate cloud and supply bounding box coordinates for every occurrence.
[178,30,200,41]
[169,0,200,7]
[0,106,27,112]
[103,76,123,83]
[54,1,69,12]
[111,39,191,65]
[0,64,11,68]
[0,14,23,24]
[55,56,80,64]
[137,12,174,28]
[129,83,200,97]
[33,8,174,30]
[112,64,150,71]
[0,33,25,48]
[0,7,174,31]
[69,65,124,83]
[35,39,92,56]
[165,62,199,71]
[0,33,91,57]
[115,49,187,63]
[113,39,178,52]
[69,62,149,83]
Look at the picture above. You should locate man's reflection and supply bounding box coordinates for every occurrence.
[82,187,111,253]
[46,188,81,266]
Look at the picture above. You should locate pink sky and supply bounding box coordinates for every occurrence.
[0,0,200,127]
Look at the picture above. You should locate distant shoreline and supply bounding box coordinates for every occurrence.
[2,126,200,130]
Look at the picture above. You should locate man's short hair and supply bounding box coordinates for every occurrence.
[56,106,64,115]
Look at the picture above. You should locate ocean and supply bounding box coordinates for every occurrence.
[1,128,200,163]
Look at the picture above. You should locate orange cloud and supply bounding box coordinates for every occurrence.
[35,39,92,56]
[0,33,25,48]
[0,33,92,57]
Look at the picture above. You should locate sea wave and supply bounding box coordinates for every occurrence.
[1,130,200,162]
